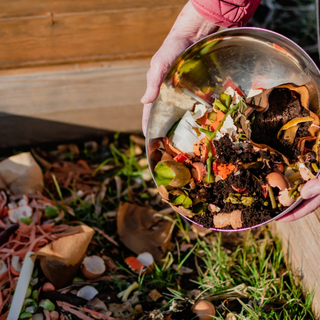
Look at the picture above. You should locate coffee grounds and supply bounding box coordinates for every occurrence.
[193,140,282,229]
[250,88,311,163]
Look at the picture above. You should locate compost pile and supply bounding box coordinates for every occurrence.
[0,133,314,319]
[150,80,320,230]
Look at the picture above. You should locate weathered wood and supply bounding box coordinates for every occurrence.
[0,0,186,18]
[0,0,186,69]
[0,60,148,135]
[272,209,320,319]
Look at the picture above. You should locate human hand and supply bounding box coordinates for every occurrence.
[277,176,320,222]
[140,0,219,136]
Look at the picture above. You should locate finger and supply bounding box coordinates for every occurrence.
[300,175,320,199]
[141,59,168,104]
[142,103,152,136]
[141,36,187,105]
[277,194,320,222]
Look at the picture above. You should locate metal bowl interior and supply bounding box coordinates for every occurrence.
[146,27,320,232]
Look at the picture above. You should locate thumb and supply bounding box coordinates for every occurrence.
[301,176,320,199]
[142,103,152,136]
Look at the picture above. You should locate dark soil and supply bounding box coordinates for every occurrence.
[250,88,311,163]
[194,135,282,229]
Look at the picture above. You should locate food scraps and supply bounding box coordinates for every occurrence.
[150,81,320,229]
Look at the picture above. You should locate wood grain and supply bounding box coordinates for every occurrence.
[272,210,320,319]
[0,60,148,133]
[0,0,187,19]
[0,1,186,69]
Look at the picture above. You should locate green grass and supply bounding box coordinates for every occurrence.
[44,133,314,319]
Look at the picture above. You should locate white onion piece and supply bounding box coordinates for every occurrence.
[8,205,32,223]
[32,314,44,320]
[0,260,7,276]
[77,285,99,300]
[11,256,22,273]
[171,111,205,154]
[136,252,154,267]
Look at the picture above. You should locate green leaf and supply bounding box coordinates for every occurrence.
[19,217,32,225]
[171,194,186,206]
[154,162,175,187]
[19,312,33,319]
[44,206,60,219]
[39,299,55,311]
[172,193,193,209]
[182,196,193,209]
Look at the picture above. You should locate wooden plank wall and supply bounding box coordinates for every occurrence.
[0,0,187,147]
[272,209,320,319]
[0,0,187,69]
[0,60,149,132]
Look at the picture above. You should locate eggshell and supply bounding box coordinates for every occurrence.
[192,300,216,320]
[266,172,289,190]
[81,255,106,279]
[278,189,296,207]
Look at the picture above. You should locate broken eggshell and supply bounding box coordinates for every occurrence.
[81,255,106,279]
[192,300,216,320]
[278,189,296,207]
[266,172,290,190]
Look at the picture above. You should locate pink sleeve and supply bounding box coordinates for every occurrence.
[190,0,261,28]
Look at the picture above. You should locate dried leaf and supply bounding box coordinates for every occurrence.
[108,302,134,320]
[117,202,173,260]
[0,152,44,195]
[33,225,94,288]
[148,289,163,302]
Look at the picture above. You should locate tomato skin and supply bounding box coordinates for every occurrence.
[231,185,248,193]
[212,160,219,175]
[173,154,188,164]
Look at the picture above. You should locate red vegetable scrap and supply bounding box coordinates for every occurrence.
[191,162,206,183]
[231,185,248,193]
[193,137,215,163]
[173,154,188,164]
[212,161,236,180]
[125,256,144,273]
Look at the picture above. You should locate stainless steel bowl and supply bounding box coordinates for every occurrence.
[146,27,320,232]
